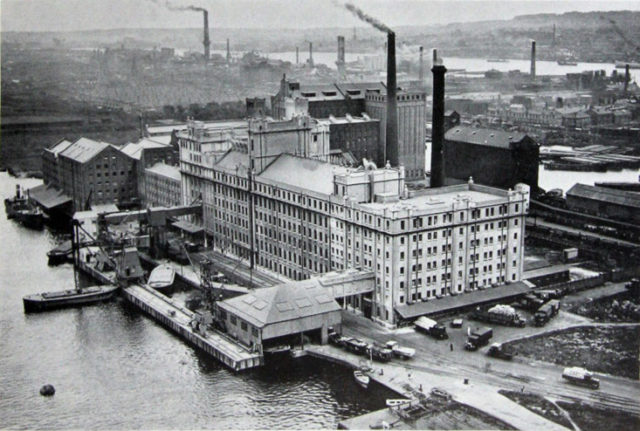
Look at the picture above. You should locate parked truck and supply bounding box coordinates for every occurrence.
[534,299,561,327]
[471,305,526,327]
[562,367,600,389]
[517,294,545,312]
[414,316,448,340]
[465,327,493,351]
[487,343,514,360]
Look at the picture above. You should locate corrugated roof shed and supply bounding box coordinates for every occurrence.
[567,183,640,209]
[59,138,111,163]
[218,280,340,329]
[46,139,74,155]
[258,154,348,195]
[445,126,530,149]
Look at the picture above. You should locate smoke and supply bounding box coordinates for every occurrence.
[335,1,393,34]
[148,0,205,13]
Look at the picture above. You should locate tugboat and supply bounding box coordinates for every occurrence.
[5,184,45,229]
[147,264,176,295]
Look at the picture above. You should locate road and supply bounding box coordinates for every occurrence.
[339,308,640,417]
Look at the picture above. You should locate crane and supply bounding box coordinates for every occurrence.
[601,15,640,54]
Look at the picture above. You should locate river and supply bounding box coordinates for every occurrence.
[0,173,395,429]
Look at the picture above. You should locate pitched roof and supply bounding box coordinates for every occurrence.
[215,150,250,173]
[218,280,340,329]
[445,126,531,149]
[258,154,349,195]
[59,137,111,163]
[121,138,169,160]
[567,183,640,209]
[46,139,74,155]
[145,162,181,181]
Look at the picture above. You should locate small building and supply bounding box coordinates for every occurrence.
[216,279,342,351]
[566,183,640,223]
[142,163,181,208]
[444,126,539,192]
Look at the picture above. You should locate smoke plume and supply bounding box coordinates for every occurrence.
[341,2,393,34]
[148,0,205,13]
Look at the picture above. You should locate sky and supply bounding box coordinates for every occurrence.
[2,0,640,32]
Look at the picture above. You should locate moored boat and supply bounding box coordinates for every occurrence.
[15,206,45,230]
[4,184,28,219]
[47,240,74,265]
[353,370,370,389]
[23,285,119,313]
[386,399,411,407]
[147,264,176,295]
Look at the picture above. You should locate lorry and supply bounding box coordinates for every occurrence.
[366,343,393,362]
[414,316,449,340]
[517,294,545,312]
[471,305,526,327]
[562,367,600,389]
[465,327,493,351]
[534,299,561,327]
[385,341,416,359]
[487,343,514,360]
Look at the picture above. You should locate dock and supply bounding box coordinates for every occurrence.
[122,284,263,371]
[77,248,263,371]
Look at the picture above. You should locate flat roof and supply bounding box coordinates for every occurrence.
[567,183,640,209]
[27,184,71,209]
[445,126,530,149]
[395,281,533,319]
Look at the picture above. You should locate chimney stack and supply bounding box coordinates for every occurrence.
[530,40,536,81]
[386,32,399,167]
[337,36,346,80]
[624,64,630,95]
[430,48,447,188]
[202,10,210,62]
[226,38,230,64]
[296,47,299,64]
[419,46,424,83]
[309,42,314,67]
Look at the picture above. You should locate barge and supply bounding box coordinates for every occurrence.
[23,285,119,313]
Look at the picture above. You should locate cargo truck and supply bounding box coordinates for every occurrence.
[465,327,493,351]
[471,305,526,327]
[562,367,600,389]
[517,294,545,311]
[534,299,561,326]
[487,343,514,360]
[414,316,449,339]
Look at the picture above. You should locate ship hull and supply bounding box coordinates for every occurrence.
[23,285,119,313]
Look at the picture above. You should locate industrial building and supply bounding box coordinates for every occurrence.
[121,138,178,204]
[42,139,74,189]
[443,126,540,192]
[216,278,342,350]
[317,115,381,166]
[56,138,137,211]
[566,183,640,223]
[141,163,182,208]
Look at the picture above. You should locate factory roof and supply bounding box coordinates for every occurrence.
[217,280,340,329]
[59,137,112,163]
[121,138,170,160]
[258,154,348,195]
[145,162,181,181]
[360,183,511,214]
[445,126,531,149]
[215,150,250,173]
[566,183,640,209]
[45,139,74,156]
[317,114,378,125]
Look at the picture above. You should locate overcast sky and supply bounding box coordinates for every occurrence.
[2,0,640,32]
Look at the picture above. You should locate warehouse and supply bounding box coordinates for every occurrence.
[566,183,640,223]
[216,279,342,352]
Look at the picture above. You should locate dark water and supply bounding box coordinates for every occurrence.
[0,173,394,429]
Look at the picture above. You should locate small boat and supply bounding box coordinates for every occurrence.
[4,185,28,219]
[386,399,411,407]
[47,240,74,265]
[23,285,119,313]
[15,206,45,230]
[353,370,370,389]
[557,60,578,66]
[487,58,508,63]
[147,264,176,295]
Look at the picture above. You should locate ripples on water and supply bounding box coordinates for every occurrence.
[0,173,395,429]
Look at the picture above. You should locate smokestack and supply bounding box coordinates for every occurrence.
[419,46,424,83]
[203,10,210,61]
[530,40,536,81]
[624,64,630,95]
[296,47,299,64]
[386,32,398,167]
[226,38,230,64]
[337,36,346,80]
[309,42,314,67]
[430,48,447,188]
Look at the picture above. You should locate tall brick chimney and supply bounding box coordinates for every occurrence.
[530,40,536,81]
[386,32,398,167]
[430,49,446,188]
[203,10,210,61]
